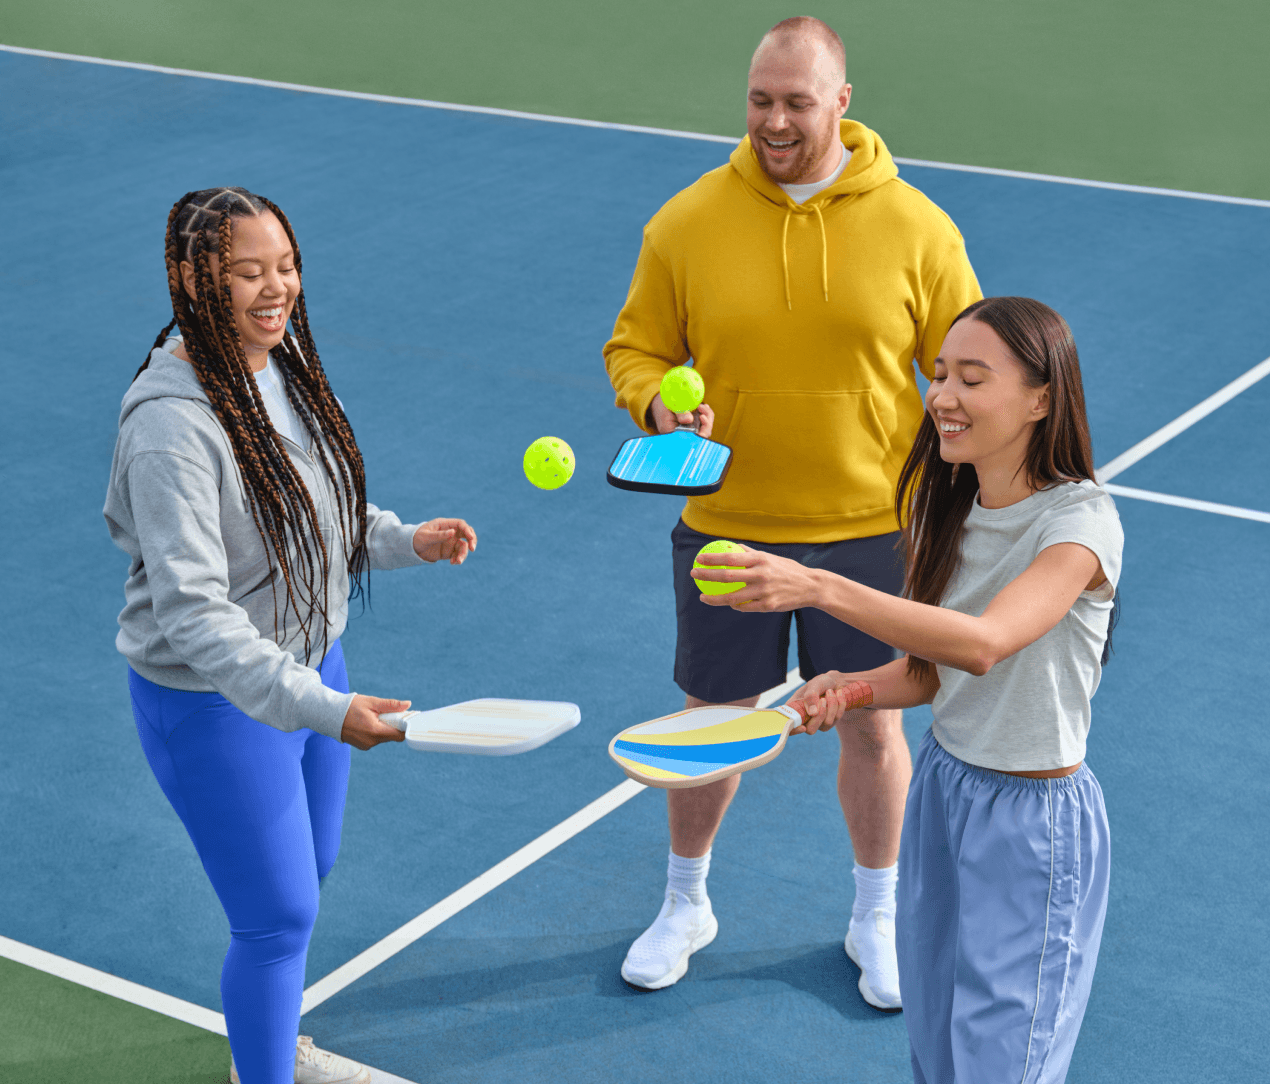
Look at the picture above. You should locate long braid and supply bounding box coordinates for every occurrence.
[255,196,369,596]
[209,208,332,657]
[189,218,327,654]
[135,187,369,662]
[134,197,189,379]
[216,215,330,647]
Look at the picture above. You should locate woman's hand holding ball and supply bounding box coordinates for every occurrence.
[692,543,818,612]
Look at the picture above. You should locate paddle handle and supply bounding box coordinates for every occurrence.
[781,682,873,730]
[776,702,810,728]
[380,711,418,732]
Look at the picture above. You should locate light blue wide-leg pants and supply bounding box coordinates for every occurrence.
[897,730,1110,1084]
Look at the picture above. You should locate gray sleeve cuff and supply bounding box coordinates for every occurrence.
[307,688,357,742]
[364,503,426,570]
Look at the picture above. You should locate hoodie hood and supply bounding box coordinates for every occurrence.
[117,340,252,507]
[603,115,981,545]
[104,336,428,743]
[730,118,899,208]
[731,120,900,308]
[120,343,210,428]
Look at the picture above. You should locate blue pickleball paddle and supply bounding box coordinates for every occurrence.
[606,425,733,496]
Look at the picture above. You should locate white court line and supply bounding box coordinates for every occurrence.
[367,1068,423,1084]
[300,778,646,1012]
[3,42,1269,208]
[0,44,734,146]
[0,934,228,1035]
[0,937,422,1084]
[1096,354,1270,483]
[755,668,806,709]
[891,156,1270,209]
[0,670,802,1075]
[300,667,802,1014]
[1102,484,1270,524]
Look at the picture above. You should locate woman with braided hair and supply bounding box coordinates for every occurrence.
[105,187,477,1084]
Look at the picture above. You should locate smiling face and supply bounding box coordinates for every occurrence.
[747,33,851,185]
[180,211,300,370]
[926,317,1051,499]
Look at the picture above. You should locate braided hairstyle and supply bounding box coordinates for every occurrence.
[136,187,369,663]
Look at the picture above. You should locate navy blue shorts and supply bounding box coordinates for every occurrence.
[671,519,904,702]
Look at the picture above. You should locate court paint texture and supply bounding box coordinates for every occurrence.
[1,49,1268,1084]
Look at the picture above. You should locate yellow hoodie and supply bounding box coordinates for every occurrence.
[604,119,981,544]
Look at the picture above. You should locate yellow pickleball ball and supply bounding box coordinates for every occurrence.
[523,436,575,490]
[693,539,746,595]
[660,366,705,414]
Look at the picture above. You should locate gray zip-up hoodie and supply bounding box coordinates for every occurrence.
[104,341,425,741]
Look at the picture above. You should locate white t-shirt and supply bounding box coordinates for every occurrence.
[931,480,1124,771]
[778,143,851,204]
[254,353,305,447]
[163,334,308,448]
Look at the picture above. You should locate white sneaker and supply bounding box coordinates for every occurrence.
[230,1035,371,1084]
[621,888,718,990]
[844,908,902,1011]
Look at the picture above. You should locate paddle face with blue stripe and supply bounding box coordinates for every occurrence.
[608,704,805,788]
[606,426,733,496]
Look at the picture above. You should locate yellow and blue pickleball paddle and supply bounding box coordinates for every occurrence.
[608,703,808,788]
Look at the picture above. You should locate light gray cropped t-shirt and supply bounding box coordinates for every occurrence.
[931,480,1124,771]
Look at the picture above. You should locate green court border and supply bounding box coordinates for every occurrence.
[2,0,1269,200]
[4,44,1268,211]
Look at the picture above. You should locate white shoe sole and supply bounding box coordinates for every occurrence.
[229,1039,370,1083]
[844,929,902,1012]
[622,913,719,990]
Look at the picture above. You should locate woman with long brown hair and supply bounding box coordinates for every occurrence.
[105,188,477,1084]
[693,296,1122,1083]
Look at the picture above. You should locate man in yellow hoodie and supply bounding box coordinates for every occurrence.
[604,17,981,1007]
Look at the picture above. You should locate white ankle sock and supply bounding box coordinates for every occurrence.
[667,849,711,906]
[851,862,897,924]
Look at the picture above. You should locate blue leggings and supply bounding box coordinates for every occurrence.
[128,642,352,1084]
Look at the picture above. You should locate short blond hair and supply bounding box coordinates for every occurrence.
[761,16,846,83]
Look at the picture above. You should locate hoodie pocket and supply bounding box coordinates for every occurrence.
[710,389,897,520]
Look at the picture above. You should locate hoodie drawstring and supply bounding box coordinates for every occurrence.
[781,208,792,311]
[780,203,831,310]
[813,202,829,302]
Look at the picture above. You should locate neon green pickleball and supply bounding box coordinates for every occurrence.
[693,539,746,595]
[660,366,705,414]
[523,436,575,490]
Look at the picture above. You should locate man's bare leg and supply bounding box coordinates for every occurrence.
[835,706,909,1010]
[835,707,909,867]
[666,693,759,857]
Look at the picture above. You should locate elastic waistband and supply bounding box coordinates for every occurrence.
[921,730,1095,794]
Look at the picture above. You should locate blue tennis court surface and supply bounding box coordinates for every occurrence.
[2,49,1267,1083]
